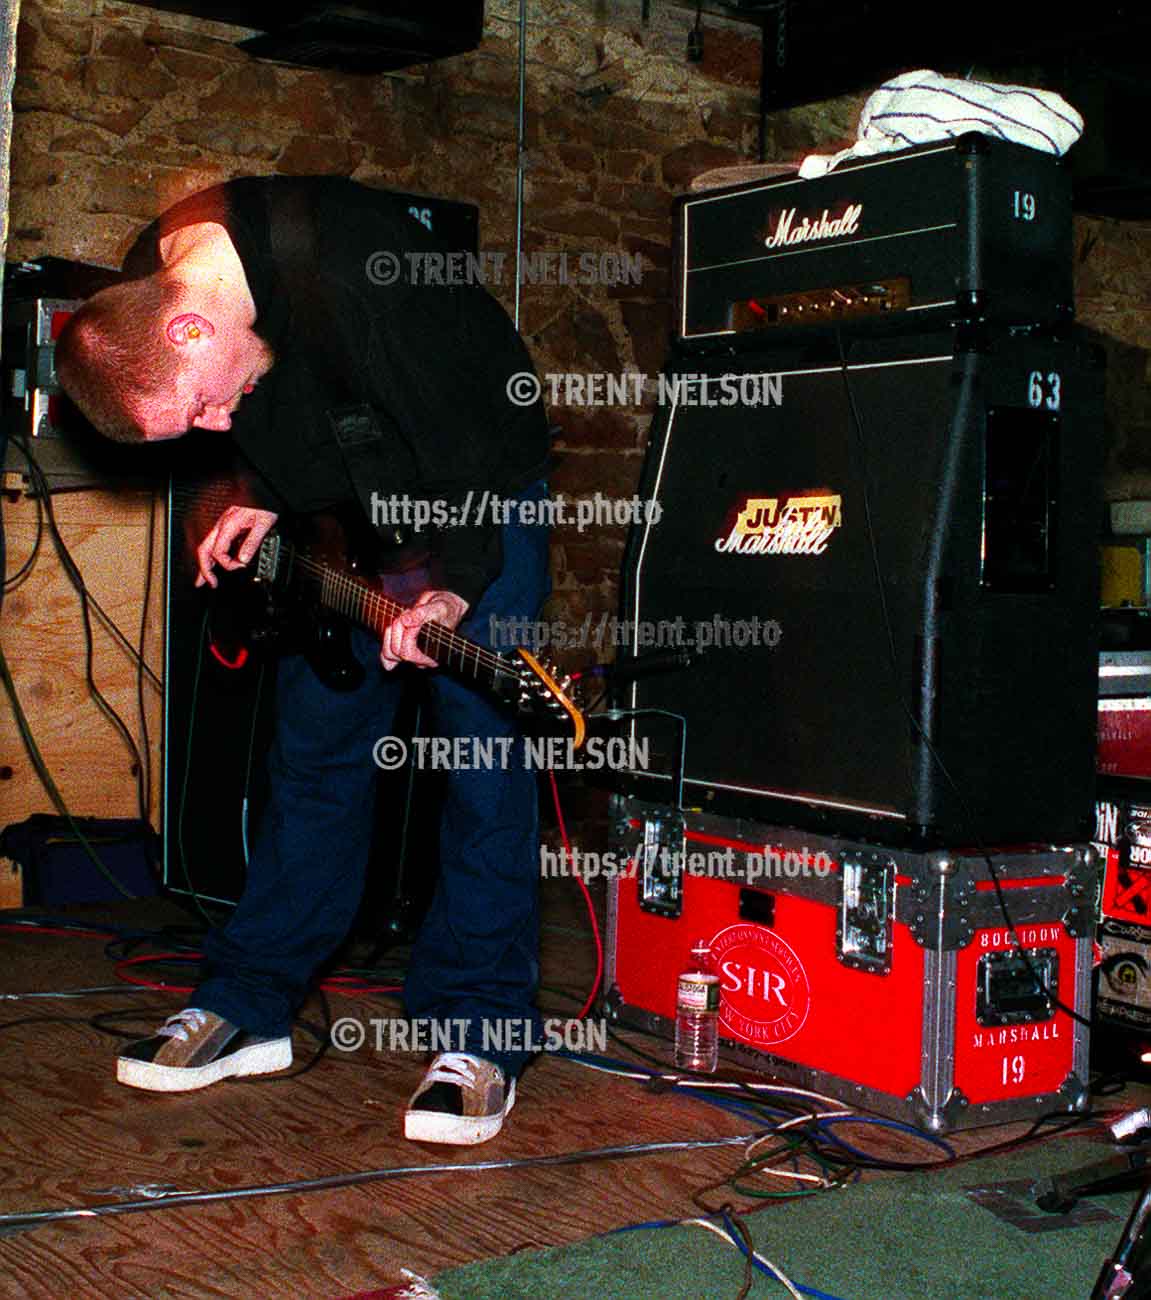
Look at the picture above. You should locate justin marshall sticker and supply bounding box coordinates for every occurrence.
[714,493,842,557]
[710,923,811,1047]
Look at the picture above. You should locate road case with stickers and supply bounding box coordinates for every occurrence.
[1094,777,1151,1032]
[1098,646,1151,779]
[604,796,1098,1133]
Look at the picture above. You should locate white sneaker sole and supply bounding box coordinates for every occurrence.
[117,1038,293,1093]
[404,1079,516,1145]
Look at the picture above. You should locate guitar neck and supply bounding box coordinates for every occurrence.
[260,530,585,748]
[289,548,503,686]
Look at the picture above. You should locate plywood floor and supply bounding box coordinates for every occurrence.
[0,879,1142,1299]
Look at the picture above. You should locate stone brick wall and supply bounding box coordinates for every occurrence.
[9,0,1151,640]
[1075,216,1151,499]
[9,0,863,652]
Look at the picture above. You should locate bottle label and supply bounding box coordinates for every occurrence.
[677,974,720,1012]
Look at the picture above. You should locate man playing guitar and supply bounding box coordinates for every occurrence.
[57,176,552,1145]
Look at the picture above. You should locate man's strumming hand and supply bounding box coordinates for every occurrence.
[194,506,279,588]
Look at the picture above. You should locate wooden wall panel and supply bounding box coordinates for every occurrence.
[0,485,166,833]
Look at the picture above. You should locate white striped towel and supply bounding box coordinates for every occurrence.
[798,69,1084,178]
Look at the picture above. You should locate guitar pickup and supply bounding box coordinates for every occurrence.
[255,532,282,585]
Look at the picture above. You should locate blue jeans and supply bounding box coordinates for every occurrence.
[195,484,550,1078]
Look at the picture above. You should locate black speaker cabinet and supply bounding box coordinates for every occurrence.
[161,186,479,911]
[163,440,442,923]
[617,326,1104,847]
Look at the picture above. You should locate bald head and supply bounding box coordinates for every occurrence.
[55,275,188,443]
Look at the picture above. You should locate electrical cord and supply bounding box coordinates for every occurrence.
[107,951,403,1000]
[0,1000,346,1097]
[561,1050,862,1125]
[719,1204,847,1300]
[0,986,158,1000]
[136,487,158,824]
[0,442,142,897]
[233,988,337,1085]
[7,433,162,689]
[0,1130,767,1230]
[1,917,1110,1258]
[613,1212,846,1300]
[0,641,137,899]
[545,766,603,1019]
[552,1046,1111,1193]
[686,1214,762,1300]
[0,918,405,1023]
[8,433,154,827]
[175,608,230,927]
[2,469,43,593]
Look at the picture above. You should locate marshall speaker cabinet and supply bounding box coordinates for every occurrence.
[606,799,1097,1134]
[608,137,1102,1121]
[676,134,1073,352]
[616,325,1103,846]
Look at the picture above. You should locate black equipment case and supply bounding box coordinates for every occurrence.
[676,134,1073,351]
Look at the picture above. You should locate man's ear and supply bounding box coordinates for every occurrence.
[191,405,233,432]
[166,313,215,346]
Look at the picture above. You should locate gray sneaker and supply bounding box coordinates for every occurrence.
[117,1008,292,1092]
[404,1052,516,1144]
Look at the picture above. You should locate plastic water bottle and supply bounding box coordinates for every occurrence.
[674,938,720,1072]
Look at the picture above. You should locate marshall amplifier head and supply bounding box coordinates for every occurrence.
[675,134,1074,352]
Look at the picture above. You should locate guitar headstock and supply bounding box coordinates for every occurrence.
[511,649,587,749]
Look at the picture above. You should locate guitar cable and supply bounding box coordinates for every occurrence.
[0,435,153,899]
[7,433,163,689]
[173,608,609,1025]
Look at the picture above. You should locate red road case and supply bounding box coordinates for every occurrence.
[605,796,1097,1133]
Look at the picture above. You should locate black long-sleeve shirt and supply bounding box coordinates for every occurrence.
[123,176,550,605]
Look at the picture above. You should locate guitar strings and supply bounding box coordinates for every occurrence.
[168,490,567,692]
[168,485,515,673]
[291,553,512,678]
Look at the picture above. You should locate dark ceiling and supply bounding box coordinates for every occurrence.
[711,1,1151,215]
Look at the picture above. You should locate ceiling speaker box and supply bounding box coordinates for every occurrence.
[123,2,484,72]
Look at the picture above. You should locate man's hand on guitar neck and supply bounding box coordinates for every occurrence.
[195,506,279,588]
[381,589,470,672]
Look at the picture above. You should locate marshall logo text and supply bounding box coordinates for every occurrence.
[715,493,843,557]
[763,203,863,250]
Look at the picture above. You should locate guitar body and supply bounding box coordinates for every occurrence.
[306,616,366,692]
[210,509,435,690]
[294,509,433,692]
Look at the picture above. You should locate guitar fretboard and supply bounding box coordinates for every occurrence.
[285,544,509,686]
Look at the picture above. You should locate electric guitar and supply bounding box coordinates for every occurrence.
[240,524,586,748]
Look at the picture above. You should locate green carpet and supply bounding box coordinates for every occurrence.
[433,1136,1138,1299]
